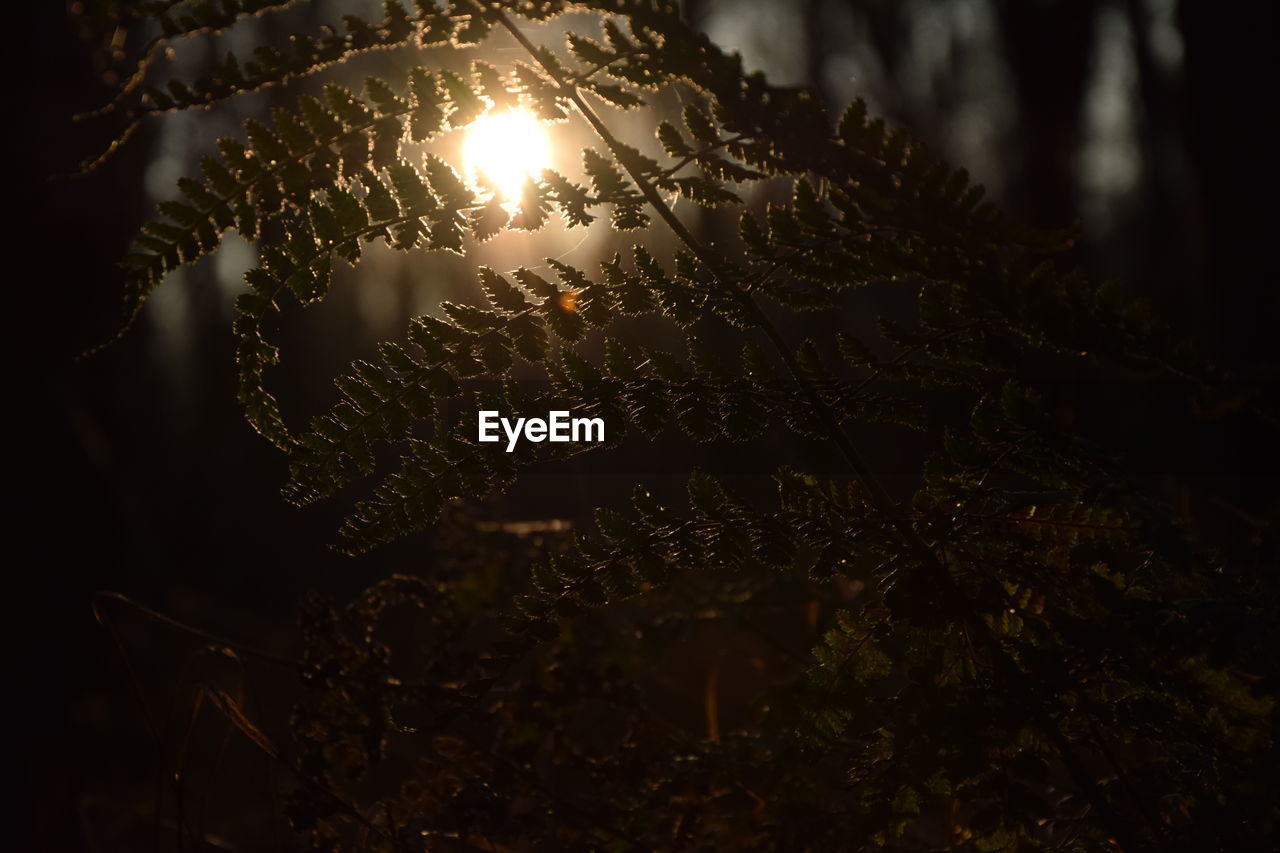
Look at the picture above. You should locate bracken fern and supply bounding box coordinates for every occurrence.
[90,2,1276,850]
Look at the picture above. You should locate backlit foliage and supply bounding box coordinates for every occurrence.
[93,1,1275,850]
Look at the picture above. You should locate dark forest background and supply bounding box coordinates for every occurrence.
[16,1,1277,848]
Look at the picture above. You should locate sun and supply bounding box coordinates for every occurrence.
[462,108,552,203]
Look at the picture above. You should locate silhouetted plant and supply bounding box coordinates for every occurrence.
[89,1,1275,850]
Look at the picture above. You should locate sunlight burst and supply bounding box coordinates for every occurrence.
[462,108,552,203]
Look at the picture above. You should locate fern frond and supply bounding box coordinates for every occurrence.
[129,3,430,117]
[231,156,485,447]
[994,502,1139,547]
[121,65,461,322]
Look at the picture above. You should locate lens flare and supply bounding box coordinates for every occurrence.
[462,108,551,203]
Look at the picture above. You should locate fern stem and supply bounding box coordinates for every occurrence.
[658,133,747,179]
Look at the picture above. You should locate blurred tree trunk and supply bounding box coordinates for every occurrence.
[802,0,834,107]
[1120,0,1205,326]
[1176,0,1278,361]
[993,0,1099,229]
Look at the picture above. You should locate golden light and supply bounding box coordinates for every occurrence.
[462,108,552,203]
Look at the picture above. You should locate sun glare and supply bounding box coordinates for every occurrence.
[462,108,552,203]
